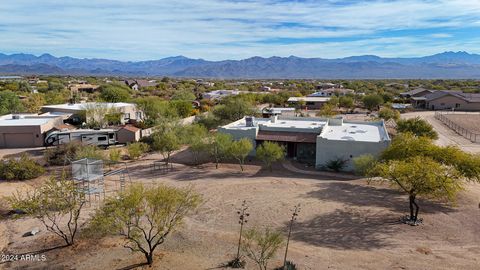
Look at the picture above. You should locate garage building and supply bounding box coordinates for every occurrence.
[0,114,63,148]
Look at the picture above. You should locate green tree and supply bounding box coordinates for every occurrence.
[397,117,438,139]
[86,184,202,266]
[369,156,463,223]
[0,90,23,114]
[171,89,196,101]
[127,142,149,160]
[8,177,86,246]
[242,228,284,270]
[23,93,46,113]
[316,103,336,117]
[362,94,384,111]
[0,154,45,180]
[99,84,131,102]
[369,133,480,223]
[182,124,209,165]
[352,154,376,176]
[152,130,180,165]
[209,133,233,169]
[339,96,354,109]
[228,138,253,171]
[256,142,285,171]
[378,107,400,121]
[213,99,255,122]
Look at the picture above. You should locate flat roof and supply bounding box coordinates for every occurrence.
[221,116,390,143]
[320,121,389,142]
[288,97,331,102]
[221,116,327,131]
[42,102,134,111]
[0,114,58,126]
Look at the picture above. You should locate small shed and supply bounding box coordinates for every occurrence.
[117,125,141,144]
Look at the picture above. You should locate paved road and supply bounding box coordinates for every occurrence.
[401,111,480,153]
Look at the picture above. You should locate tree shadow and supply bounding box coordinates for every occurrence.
[305,182,455,214]
[116,262,149,270]
[289,209,400,250]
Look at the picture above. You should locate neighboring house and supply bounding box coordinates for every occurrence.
[287,97,331,109]
[125,79,158,90]
[116,125,141,144]
[316,83,342,90]
[0,114,64,148]
[69,83,99,93]
[400,88,434,98]
[423,91,480,111]
[308,88,354,97]
[41,102,143,125]
[202,90,240,100]
[261,107,295,117]
[219,116,390,171]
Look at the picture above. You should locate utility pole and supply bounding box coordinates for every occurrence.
[283,204,300,270]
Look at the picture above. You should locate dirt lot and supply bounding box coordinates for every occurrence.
[401,111,480,153]
[1,157,479,270]
[443,113,480,134]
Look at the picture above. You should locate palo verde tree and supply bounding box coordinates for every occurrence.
[209,132,234,169]
[242,227,284,270]
[368,132,480,224]
[181,124,209,165]
[396,117,438,139]
[87,184,202,266]
[256,142,285,171]
[369,156,463,224]
[8,177,86,246]
[228,138,253,171]
[151,125,182,166]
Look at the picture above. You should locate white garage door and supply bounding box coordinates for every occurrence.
[3,133,35,148]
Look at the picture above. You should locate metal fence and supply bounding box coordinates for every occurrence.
[434,111,480,143]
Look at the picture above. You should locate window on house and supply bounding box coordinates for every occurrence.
[98,137,107,141]
[456,103,461,108]
[124,113,131,120]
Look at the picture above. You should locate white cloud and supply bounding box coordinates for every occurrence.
[0,0,479,60]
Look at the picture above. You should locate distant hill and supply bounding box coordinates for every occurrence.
[0,51,479,79]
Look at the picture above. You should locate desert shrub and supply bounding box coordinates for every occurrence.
[353,154,377,176]
[378,107,400,121]
[44,142,80,165]
[0,154,45,180]
[324,158,348,172]
[75,145,105,160]
[397,117,438,139]
[108,148,122,162]
[127,142,149,160]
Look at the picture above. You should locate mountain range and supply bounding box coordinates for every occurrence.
[0,51,480,79]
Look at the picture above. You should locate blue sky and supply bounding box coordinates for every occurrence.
[1,0,480,61]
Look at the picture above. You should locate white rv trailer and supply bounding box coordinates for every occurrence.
[45,129,117,147]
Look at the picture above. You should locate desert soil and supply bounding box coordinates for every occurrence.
[1,156,479,270]
[443,113,480,134]
[401,111,480,153]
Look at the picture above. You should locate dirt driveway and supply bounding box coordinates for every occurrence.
[401,111,480,153]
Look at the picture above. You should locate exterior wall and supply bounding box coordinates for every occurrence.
[315,137,389,171]
[117,129,140,144]
[0,117,63,148]
[0,126,42,148]
[427,95,480,111]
